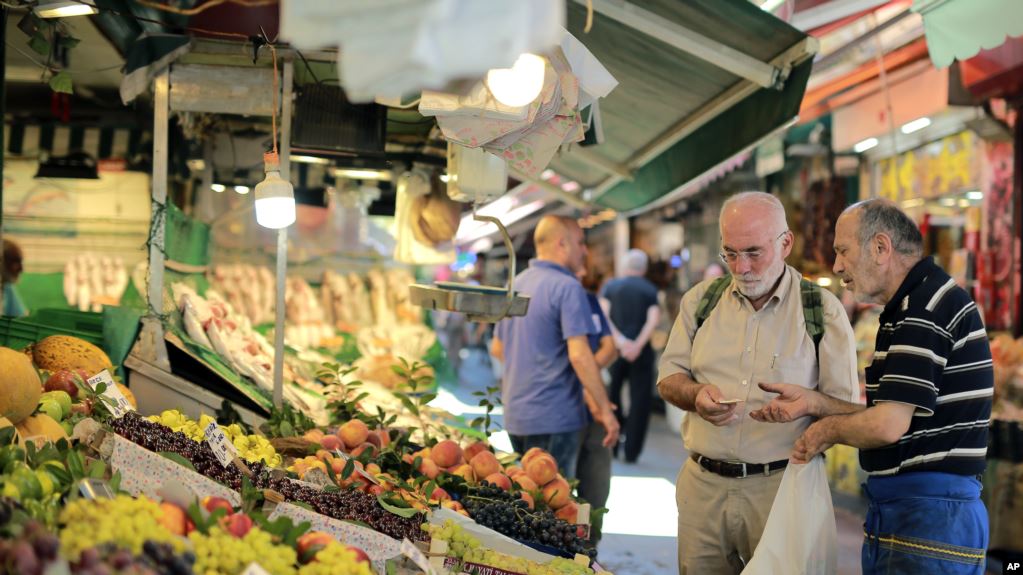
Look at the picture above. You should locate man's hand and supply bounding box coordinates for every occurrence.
[620,340,642,362]
[694,385,739,426]
[750,383,823,423]
[791,419,833,463]
[597,407,620,448]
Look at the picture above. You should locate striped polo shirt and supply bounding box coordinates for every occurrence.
[860,257,993,476]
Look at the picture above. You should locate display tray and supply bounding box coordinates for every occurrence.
[409,283,529,322]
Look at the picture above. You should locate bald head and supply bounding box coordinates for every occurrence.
[720,192,787,236]
[535,215,587,272]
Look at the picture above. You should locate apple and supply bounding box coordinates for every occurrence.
[220,512,254,538]
[202,496,234,515]
[346,545,370,564]
[296,531,335,559]
[43,370,80,399]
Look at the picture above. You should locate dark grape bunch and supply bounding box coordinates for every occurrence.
[111,412,425,542]
[0,520,194,575]
[464,482,596,559]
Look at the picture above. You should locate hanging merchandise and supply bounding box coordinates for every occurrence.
[279,0,563,103]
[393,167,456,265]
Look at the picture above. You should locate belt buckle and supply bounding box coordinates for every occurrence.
[738,462,748,478]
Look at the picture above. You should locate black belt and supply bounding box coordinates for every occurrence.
[690,453,788,478]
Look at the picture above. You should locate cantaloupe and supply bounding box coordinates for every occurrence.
[30,335,113,377]
[15,413,68,446]
[0,347,43,423]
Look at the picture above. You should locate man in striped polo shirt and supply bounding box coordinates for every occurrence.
[752,199,992,574]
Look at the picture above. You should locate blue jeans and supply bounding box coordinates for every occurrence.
[862,472,988,575]
[510,429,584,479]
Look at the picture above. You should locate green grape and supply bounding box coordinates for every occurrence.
[190,526,298,575]
[58,495,184,561]
[297,543,374,575]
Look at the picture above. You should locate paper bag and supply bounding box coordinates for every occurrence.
[743,457,837,574]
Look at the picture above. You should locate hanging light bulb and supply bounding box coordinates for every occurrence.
[254,152,296,229]
[486,53,546,107]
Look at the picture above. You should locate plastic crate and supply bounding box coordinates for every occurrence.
[0,316,105,351]
[31,309,104,333]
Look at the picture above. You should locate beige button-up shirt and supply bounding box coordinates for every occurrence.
[658,265,858,464]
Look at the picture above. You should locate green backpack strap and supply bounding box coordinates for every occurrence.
[799,278,825,356]
[694,276,733,330]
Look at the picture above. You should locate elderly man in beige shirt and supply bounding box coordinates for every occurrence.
[658,192,858,574]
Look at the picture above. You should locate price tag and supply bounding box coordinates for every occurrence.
[240,563,271,575]
[204,421,239,468]
[400,538,438,575]
[334,450,380,485]
[85,370,134,418]
[78,478,115,500]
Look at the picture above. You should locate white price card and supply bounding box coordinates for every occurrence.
[334,450,380,485]
[85,370,134,418]
[240,563,271,575]
[401,538,438,575]
[204,421,239,468]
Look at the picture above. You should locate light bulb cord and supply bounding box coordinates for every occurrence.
[270,43,279,156]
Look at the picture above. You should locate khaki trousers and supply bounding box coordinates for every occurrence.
[676,457,786,574]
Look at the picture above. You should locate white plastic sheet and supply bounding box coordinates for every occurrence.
[743,457,838,575]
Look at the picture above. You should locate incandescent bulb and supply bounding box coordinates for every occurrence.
[486,53,546,107]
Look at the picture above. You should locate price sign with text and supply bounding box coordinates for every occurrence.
[85,370,134,418]
[204,421,239,467]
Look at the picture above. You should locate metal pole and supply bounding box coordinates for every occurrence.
[139,70,170,368]
[0,7,7,315]
[271,59,294,408]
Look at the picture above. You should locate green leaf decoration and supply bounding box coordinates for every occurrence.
[376,494,423,519]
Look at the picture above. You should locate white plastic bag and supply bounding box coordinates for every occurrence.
[743,457,837,575]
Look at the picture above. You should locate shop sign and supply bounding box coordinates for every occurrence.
[755,135,785,178]
[877,131,980,203]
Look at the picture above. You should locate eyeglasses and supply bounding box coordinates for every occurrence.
[719,230,788,264]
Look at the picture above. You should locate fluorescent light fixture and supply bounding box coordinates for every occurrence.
[254,153,296,229]
[939,198,957,207]
[35,0,98,18]
[900,117,931,134]
[291,155,331,165]
[486,53,546,107]
[334,168,392,181]
[759,0,786,12]
[853,137,879,153]
[966,190,983,200]
[211,183,226,193]
[233,185,250,195]
[816,277,833,287]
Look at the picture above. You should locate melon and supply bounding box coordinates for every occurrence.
[116,383,137,409]
[31,335,113,377]
[0,347,43,423]
[15,413,68,446]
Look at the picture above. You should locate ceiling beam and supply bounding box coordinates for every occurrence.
[573,0,782,88]
[567,146,634,180]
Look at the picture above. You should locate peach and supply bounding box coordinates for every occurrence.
[338,420,370,449]
[463,441,489,462]
[441,500,464,511]
[513,475,538,492]
[367,484,387,496]
[366,430,384,449]
[319,435,343,451]
[365,463,381,476]
[555,501,580,523]
[470,450,501,480]
[221,513,254,538]
[315,449,335,462]
[520,491,535,510]
[157,502,189,536]
[330,458,345,475]
[451,464,476,484]
[521,447,545,467]
[201,496,233,515]
[429,487,451,501]
[374,429,391,448]
[418,458,440,480]
[346,545,370,564]
[525,454,558,486]
[296,531,334,557]
[505,465,524,478]
[485,472,512,491]
[351,442,378,458]
[542,477,572,509]
[430,440,463,468]
[303,428,325,443]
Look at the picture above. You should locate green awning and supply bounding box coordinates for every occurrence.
[548,0,817,213]
[913,0,1023,68]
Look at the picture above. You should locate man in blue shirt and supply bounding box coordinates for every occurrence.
[2,239,28,318]
[492,215,619,478]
